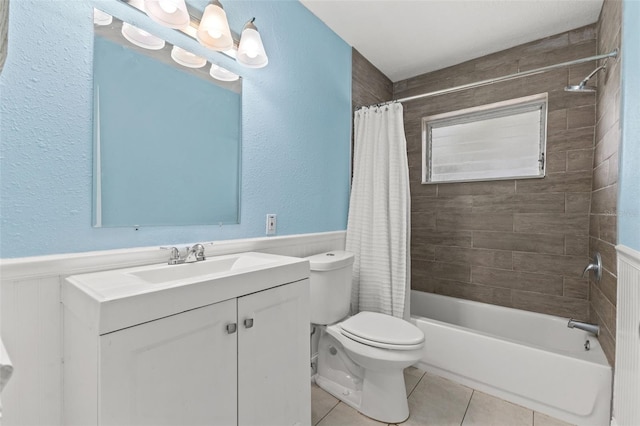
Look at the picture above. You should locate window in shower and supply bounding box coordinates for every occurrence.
[422,93,547,184]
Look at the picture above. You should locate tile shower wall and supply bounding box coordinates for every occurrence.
[589,0,621,366]
[395,25,598,321]
[351,48,393,111]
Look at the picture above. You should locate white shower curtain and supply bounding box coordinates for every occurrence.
[346,102,410,319]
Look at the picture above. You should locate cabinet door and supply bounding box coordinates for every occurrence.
[99,299,237,426]
[237,279,311,426]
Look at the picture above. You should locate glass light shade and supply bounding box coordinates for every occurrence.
[143,0,190,29]
[121,22,166,50]
[171,46,207,68]
[237,20,268,68]
[93,9,113,26]
[196,1,233,51]
[209,64,239,82]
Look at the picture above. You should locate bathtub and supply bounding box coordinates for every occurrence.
[410,290,612,426]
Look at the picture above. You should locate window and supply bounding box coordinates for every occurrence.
[422,93,547,184]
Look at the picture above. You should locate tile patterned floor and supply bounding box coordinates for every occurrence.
[311,367,575,426]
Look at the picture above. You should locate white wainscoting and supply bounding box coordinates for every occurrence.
[613,245,640,426]
[0,231,345,425]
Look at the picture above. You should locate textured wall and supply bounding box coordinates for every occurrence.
[0,0,352,258]
[396,26,597,321]
[618,0,640,250]
[588,0,621,366]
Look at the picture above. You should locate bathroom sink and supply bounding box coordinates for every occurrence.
[63,252,310,335]
[129,253,276,284]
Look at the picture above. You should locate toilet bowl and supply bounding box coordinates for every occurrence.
[307,251,425,423]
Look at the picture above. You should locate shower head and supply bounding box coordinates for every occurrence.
[565,63,607,93]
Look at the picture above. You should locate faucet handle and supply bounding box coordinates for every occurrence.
[582,252,602,282]
[161,246,181,264]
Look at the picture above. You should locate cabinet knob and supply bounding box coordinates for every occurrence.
[226,323,237,334]
[244,318,254,329]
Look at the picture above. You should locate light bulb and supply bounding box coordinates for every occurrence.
[237,19,268,68]
[207,29,222,39]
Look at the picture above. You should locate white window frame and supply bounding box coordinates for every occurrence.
[422,93,548,184]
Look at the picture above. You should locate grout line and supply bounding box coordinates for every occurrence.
[407,370,427,399]
[459,390,475,426]
[315,400,340,426]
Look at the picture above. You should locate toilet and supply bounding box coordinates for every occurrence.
[308,251,425,424]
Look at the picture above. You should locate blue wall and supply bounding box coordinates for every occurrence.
[0,0,352,258]
[619,1,640,251]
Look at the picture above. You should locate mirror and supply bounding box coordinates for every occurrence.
[93,16,241,227]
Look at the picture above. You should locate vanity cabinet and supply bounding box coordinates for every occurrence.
[62,252,311,426]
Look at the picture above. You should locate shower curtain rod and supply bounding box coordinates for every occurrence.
[364,49,618,108]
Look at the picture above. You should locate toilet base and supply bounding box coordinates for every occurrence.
[316,331,411,423]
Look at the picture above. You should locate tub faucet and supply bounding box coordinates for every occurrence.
[567,319,600,336]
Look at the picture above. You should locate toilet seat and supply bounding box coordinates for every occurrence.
[339,312,425,351]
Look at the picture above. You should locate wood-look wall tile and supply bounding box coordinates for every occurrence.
[511,290,588,319]
[411,241,436,261]
[471,266,563,295]
[590,184,617,214]
[569,25,597,44]
[436,180,516,196]
[515,171,592,193]
[566,105,595,129]
[410,179,438,197]
[473,231,565,254]
[547,127,595,152]
[411,212,437,230]
[437,195,474,211]
[513,213,589,235]
[563,277,589,299]
[513,252,586,276]
[566,192,591,213]
[412,196,438,213]
[437,212,514,232]
[432,278,512,307]
[472,193,565,213]
[592,160,610,190]
[419,261,471,282]
[590,281,616,336]
[597,269,618,305]
[411,268,436,292]
[547,109,567,132]
[607,153,618,186]
[435,246,513,269]
[594,121,619,165]
[589,214,600,239]
[567,149,594,172]
[546,152,567,173]
[519,39,595,71]
[565,234,589,256]
[591,310,616,366]
[598,214,617,245]
[589,237,617,276]
[414,230,473,247]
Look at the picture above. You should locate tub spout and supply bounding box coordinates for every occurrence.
[567,319,600,336]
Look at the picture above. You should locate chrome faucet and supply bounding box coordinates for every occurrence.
[582,252,602,282]
[567,319,600,336]
[162,244,207,265]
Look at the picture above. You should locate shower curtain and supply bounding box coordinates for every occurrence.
[346,102,410,319]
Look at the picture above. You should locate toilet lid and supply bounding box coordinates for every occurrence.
[339,312,425,349]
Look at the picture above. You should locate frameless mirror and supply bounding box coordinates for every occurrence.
[92,15,241,227]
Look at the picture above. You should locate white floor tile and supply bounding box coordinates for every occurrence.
[462,391,533,426]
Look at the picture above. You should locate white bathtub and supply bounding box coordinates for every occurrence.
[410,290,612,426]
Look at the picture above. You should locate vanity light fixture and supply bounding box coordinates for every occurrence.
[93,8,113,26]
[209,64,239,81]
[236,18,268,68]
[121,22,166,50]
[196,0,233,51]
[171,46,207,68]
[143,0,190,29]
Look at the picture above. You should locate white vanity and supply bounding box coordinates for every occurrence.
[62,252,311,426]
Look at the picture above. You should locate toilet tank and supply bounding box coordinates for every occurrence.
[306,251,355,325]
